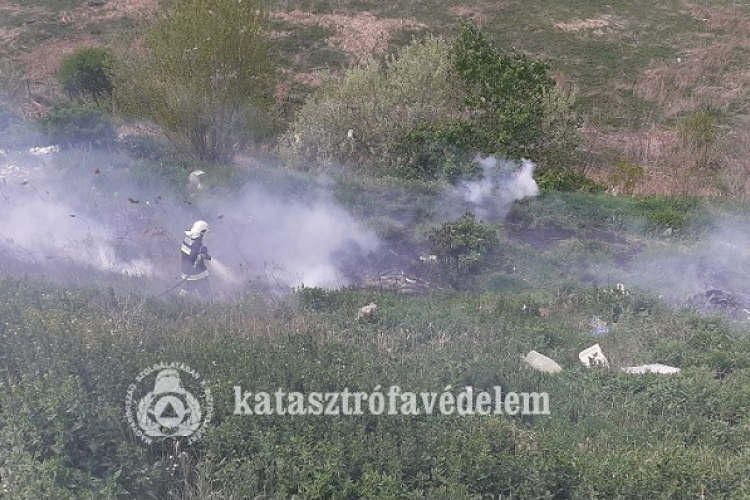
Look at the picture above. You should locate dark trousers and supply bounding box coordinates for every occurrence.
[183,278,211,298]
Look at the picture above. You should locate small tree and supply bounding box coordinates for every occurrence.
[282,25,580,176]
[428,212,498,289]
[280,37,460,173]
[113,0,276,164]
[58,47,114,105]
[449,22,579,166]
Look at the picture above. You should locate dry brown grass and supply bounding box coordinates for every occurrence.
[582,4,750,197]
[555,16,614,34]
[635,5,750,117]
[579,122,743,197]
[272,10,426,64]
[447,6,489,24]
[0,0,157,114]
[582,119,750,198]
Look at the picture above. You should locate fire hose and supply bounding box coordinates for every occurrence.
[154,251,210,298]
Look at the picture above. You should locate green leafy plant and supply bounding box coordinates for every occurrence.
[608,159,646,195]
[37,102,116,147]
[536,168,605,192]
[57,47,114,105]
[112,0,276,164]
[280,36,460,174]
[449,22,581,169]
[428,212,499,288]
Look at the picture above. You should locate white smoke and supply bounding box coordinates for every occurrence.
[448,156,539,220]
[206,186,381,289]
[0,140,381,292]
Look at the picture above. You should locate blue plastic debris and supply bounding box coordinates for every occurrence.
[590,316,610,336]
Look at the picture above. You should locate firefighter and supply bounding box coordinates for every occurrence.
[180,220,212,297]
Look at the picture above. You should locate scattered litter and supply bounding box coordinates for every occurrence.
[622,364,681,375]
[523,350,562,374]
[188,170,205,190]
[579,344,609,368]
[590,316,610,336]
[28,145,59,156]
[361,270,431,294]
[356,302,377,320]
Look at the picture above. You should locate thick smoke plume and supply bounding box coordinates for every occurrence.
[445,156,539,220]
[0,137,381,294]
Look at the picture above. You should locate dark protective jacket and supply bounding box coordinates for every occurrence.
[180,235,211,280]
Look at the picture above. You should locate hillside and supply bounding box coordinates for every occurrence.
[3,1,750,499]
[3,0,750,195]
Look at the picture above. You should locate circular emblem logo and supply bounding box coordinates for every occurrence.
[125,362,213,444]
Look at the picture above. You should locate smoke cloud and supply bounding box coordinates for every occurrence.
[444,156,539,221]
[0,133,381,294]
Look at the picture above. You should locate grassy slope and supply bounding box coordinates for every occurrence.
[3,0,750,498]
[3,158,750,497]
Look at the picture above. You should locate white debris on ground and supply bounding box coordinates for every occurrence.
[356,302,377,320]
[0,164,27,179]
[523,350,562,373]
[188,170,205,190]
[360,270,430,294]
[579,343,610,368]
[622,364,681,375]
[28,145,59,156]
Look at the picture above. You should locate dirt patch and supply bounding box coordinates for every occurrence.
[272,10,426,64]
[555,16,613,34]
[21,37,100,81]
[634,5,750,117]
[447,6,488,24]
[506,224,576,250]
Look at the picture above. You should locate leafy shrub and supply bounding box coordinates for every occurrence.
[112,0,277,164]
[37,102,116,148]
[608,159,646,195]
[57,47,114,104]
[449,22,581,169]
[676,109,720,172]
[392,140,482,183]
[536,168,605,192]
[428,212,499,288]
[283,26,581,177]
[0,376,159,500]
[280,36,460,173]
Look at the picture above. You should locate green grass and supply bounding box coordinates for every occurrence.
[3,272,750,499]
[3,161,750,498]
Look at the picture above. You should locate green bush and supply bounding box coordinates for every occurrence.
[608,159,646,195]
[282,26,581,177]
[37,102,116,147]
[449,22,581,169]
[0,376,159,499]
[536,168,605,192]
[428,212,499,289]
[280,36,460,174]
[57,47,114,105]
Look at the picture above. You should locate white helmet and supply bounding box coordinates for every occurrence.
[185,220,210,237]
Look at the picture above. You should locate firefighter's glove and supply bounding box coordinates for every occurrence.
[200,246,212,260]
